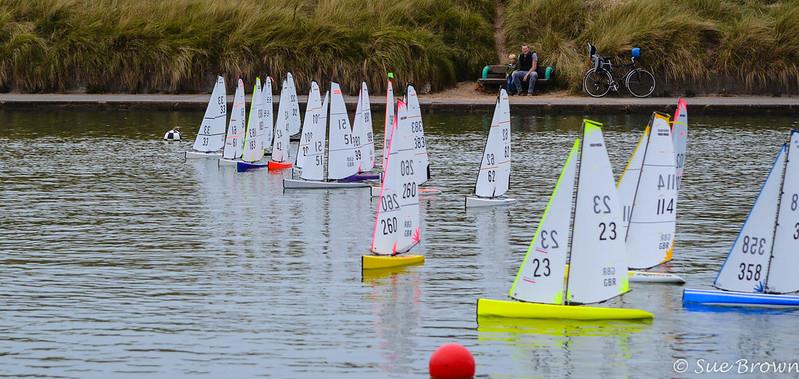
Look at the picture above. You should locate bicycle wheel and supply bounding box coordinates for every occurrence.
[625,68,655,98]
[583,68,612,98]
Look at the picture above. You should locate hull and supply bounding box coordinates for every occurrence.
[237,161,269,172]
[683,288,799,307]
[283,178,372,189]
[218,158,239,166]
[628,270,685,284]
[185,151,222,160]
[476,298,654,321]
[268,161,293,171]
[419,186,442,195]
[341,173,382,182]
[362,255,425,270]
[465,196,517,208]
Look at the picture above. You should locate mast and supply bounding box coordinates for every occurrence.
[562,122,586,305]
[763,140,791,292]
[623,115,654,242]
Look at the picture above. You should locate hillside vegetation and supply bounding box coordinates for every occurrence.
[0,0,494,94]
[503,0,799,94]
[2,0,798,95]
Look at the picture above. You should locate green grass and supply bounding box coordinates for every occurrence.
[0,0,494,94]
[503,0,799,94]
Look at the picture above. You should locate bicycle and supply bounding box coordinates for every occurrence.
[583,42,656,98]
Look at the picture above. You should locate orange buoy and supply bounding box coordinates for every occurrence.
[429,343,475,379]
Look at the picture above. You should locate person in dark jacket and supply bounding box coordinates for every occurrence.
[510,44,538,96]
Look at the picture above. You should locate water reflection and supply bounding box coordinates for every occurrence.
[2,109,799,377]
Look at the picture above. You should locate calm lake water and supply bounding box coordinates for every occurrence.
[1,108,799,378]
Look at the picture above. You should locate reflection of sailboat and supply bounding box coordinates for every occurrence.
[283,82,372,190]
[684,130,799,307]
[465,89,515,208]
[185,76,226,159]
[362,269,423,373]
[363,99,424,271]
[477,120,653,321]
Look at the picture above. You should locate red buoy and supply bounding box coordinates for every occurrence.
[428,343,475,379]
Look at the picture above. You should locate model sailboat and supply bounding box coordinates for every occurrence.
[477,120,653,320]
[617,112,685,283]
[283,82,371,190]
[348,82,380,181]
[185,76,227,159]
[406,85,430,183]
[286,72,302,139]
[262,76,274,155]
[219,78,246,166]
[465,89,514,208]
[237,78,269,172]
[684,130,799,307]
[363,99,425,271]
[268,77,294,171]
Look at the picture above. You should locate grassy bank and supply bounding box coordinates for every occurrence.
[503,0,799,95]
[0,0,494,94]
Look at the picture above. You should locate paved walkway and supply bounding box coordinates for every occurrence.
[1,93,798,114]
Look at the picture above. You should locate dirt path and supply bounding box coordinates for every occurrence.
[493,0,507,63]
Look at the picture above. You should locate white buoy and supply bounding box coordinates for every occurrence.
[164,127,181,141]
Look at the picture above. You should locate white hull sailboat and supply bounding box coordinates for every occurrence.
[465,89,515,208]
[219,78,247,167]
[286,72,302,140]
[684,129,799,307]
[617,102,689,284]
[477,120,652,321]
[349,81,381,181]
[363,99,424,271]
[283,82,371,190]
[185,76,227,159]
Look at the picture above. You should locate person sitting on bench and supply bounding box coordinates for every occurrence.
[510,43,538,96]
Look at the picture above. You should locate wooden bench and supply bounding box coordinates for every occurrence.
[477,64,555,93]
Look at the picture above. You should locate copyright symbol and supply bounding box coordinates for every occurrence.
[673,358,688,373]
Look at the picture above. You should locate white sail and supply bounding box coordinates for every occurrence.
[300,85,328,181]
[509,139,578,304]
[406,85,429,185]
[262,76,274,153]
[327,82,358,180]
[617,128,647,236]
[474,89,511,198]
[765,130,799,293]
[271,79,291,163]
[371,100,419,255]
[672,98,688,191]
[296,82,322,170]
[372,111,401,254]
[352,82,376,172]
[383,80,395,168]
[241,78,265,163]
[222,79,246,160]
[286,72,302,136]
[394,99,421,252]
[192,75,227,152]
[625,114,677,269]
[566,120,629,304]
[714,146,786,293]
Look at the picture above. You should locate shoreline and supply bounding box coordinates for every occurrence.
[1,93,798,115]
